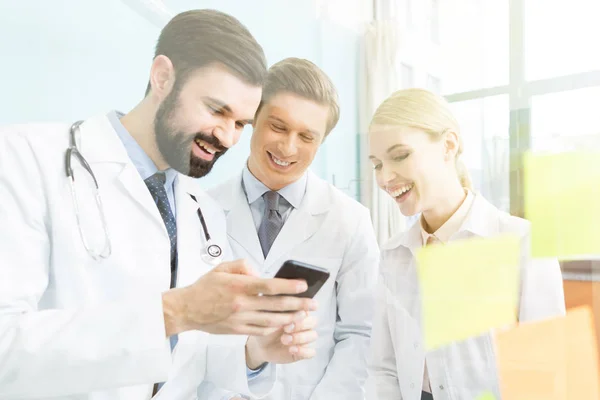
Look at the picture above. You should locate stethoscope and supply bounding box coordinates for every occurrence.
[65,120,222,265]
[189,194,223,264]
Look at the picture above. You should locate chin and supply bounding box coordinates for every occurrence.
[397,202,421,218]
[398,208,417,217]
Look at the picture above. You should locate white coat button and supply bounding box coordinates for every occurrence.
[439,385,444,390]
[414,342,418,349]
[410,383,414,389]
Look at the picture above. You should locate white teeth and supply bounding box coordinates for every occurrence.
[271,154,290,167]
[388,184,414,197]
[195,139,216,154]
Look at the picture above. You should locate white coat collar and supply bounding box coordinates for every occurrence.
[78,114,131,165]
[75,113,205,235]
[213,169,331,265]
[383,192,505,254]
[220,169,331,216]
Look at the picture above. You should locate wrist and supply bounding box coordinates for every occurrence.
[162,288,188,337]
[245,337,267,370]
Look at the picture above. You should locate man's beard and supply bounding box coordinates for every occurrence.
[153,87,227,178]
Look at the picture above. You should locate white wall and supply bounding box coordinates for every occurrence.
[0,0,157,123]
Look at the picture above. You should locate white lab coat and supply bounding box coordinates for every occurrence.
[365,193,566,400]
[0,115,275,400]
[202,171,380,399]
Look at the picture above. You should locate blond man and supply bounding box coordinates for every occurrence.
[202,58,379,399]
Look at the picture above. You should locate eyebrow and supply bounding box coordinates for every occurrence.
[269,116,322,137]
[386,144,408,153]
[368,144,409,160]
[203,96,253,125]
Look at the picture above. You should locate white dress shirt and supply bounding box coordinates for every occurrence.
[367,192,566,400]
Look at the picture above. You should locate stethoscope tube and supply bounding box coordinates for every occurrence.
[189,194,223,264]
[66,120,223,265]
[66,120,111,260]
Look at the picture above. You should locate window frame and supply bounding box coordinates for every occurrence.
[442,0,600,218]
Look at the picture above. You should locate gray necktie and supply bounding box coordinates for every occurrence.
[258,191,284,257]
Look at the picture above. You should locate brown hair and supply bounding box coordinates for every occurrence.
[145,9,267,95]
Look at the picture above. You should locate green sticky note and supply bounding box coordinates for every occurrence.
[416,235,521,350]
[475,391,496,400]
[524,151,600,259]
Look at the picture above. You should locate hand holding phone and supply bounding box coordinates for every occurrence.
[246,260,326,367]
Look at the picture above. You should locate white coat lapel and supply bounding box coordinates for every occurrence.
[79,115,165,232]
[455,193,502,239]
[175,175,216,287]
[222,174,265,266]
[265,171,330,268]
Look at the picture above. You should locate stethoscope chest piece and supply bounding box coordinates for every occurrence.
[190,193,223,266]
[201,240,223,265]
[206,242,222,258]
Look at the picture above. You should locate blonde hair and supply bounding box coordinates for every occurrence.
[370,88,473,190]
[256,57,340,137]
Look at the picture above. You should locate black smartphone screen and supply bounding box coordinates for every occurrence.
[274,260,331,298]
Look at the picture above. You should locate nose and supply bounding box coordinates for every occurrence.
[277,135,297,157]
[378,164,396,188]
[212,120,236,149]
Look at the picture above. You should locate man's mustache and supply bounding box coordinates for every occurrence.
[192,132,227,154]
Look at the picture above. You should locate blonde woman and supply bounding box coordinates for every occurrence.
[366,89,565,400]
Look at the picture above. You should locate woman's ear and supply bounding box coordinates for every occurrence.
[443,129,460,161]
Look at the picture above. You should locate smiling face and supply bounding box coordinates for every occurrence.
[153,63,262,177]
[247,92,329,190]
[369,124,459,217]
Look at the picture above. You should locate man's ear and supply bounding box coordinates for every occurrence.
[148,55,176,101]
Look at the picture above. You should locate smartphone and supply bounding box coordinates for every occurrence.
[273,259,331,298]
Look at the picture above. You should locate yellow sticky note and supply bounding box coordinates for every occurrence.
[416,235,521,350]
[476,392,496,400]
[524,151,600,259]
[494,306,600,400]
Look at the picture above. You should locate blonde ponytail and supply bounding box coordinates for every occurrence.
[455,159,473,190]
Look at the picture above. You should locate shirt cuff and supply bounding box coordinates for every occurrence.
[247,362,276,397]
[246,362,268,381]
